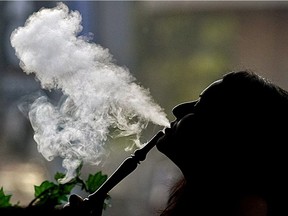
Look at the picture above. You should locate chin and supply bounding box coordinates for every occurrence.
[155,135,168,153]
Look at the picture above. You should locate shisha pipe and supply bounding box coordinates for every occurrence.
[70,130,165,215]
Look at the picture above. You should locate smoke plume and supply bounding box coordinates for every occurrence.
[10,2,169,183]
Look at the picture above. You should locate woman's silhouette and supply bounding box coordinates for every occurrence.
[156,70,288,216]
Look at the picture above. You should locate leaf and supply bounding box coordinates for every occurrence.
[34,181,55,198]
[54,172,66,181]
[62,183,76,194]
[85,171,108,193]
[28,169,111,211]
[0,187,12,207]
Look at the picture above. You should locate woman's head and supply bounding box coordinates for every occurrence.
[157,70,288,182]
[157,70,288,215]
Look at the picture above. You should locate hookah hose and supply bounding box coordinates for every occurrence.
[71,130,165,214]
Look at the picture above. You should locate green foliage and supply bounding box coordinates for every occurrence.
[85,172,112,210]
[0,169,110,210]
[0,187,12,208]
[31,179,73,207]
[86,172,108,194]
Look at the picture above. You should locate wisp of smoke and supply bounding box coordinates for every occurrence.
[10,2,169,183]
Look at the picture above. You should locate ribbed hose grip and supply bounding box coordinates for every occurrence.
[84,130,164,211]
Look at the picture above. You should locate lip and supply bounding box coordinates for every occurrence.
[164,127,171,135]
[163,121,176,135]
[156,121,176,151]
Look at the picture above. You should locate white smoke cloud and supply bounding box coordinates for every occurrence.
[10,2,169,183]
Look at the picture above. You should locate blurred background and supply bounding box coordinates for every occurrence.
[1,1,288,215]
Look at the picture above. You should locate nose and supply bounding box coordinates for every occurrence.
[172,100,198,119]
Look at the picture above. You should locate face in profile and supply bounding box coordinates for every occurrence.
[156,79,225,174]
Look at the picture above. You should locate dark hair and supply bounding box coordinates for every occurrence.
[158,177,187,216]
[159,70,288,216]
